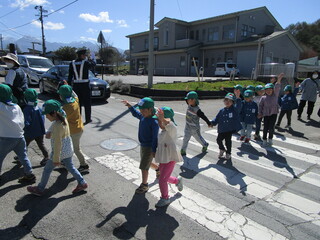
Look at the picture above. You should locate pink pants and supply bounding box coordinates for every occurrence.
[159,161,178,199]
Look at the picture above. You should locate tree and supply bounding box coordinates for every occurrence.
[55,46,77,61]
[98,46,117,65]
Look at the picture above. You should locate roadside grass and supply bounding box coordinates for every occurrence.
[144,80,265,91]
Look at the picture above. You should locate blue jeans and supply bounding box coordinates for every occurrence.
[38,157,86,191]
[0,137,33,175]
[240,123,253,139]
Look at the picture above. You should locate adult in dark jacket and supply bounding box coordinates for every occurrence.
[68,48,96,124]
[297,71,320,120]
[1,53,28,108]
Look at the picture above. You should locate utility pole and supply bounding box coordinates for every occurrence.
[0,34,3,50]
[31,42,41,55]
[35,6,48,56]
[147,0,155,89]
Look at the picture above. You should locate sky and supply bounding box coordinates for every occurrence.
[0,0,319,51]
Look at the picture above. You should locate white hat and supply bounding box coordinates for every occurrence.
[1,53,20,66]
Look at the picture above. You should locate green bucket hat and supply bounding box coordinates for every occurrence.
[255,85,265,92]
[284,85,292,92]
[246,85,255,91]
[185,91,199,105]
[24,89,38,106]
[58,85,75,103]
[136,97,155,109]
[0,84,13,104]
[234,84,243,90]
[265,83,275,89]
[42,99,64,115]
[162,106,176,125]
[225,93,235,101]
[243,90,254,98]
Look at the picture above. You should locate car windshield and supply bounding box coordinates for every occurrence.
[227,64,237,68]
[216,64,225,68]
[28,58,54,68]
[58,66,95,79]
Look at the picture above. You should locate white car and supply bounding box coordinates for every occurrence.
[18,55,54,85]
[214,62,240,77]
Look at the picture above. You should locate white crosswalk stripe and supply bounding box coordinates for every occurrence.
[94,152,288,240]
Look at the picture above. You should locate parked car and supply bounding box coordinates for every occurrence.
[18,55,54,85]
[214,62,240,77]
[39,65,111,101]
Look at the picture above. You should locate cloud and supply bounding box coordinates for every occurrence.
[102,29,112,33]
[87,28,97,33]
[79,12,113,23]
[11,0,50,9]
[116,20,128,28]
[80,36,96,42]
[32,21,65,30]
[59,10,64,14]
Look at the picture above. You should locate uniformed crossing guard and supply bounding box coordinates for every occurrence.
[68,48,96,125]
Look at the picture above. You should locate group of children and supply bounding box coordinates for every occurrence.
[121,72,303,208]
[0,83,89,196]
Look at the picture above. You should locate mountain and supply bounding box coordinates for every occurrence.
[2,36,99,53]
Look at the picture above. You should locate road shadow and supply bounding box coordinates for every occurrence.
[305,118,320,128]
[96,193,179,240]
[96,108,131,131]
[0,169,86,240]
[237,143,265,160]
[275,127,308,140]
[179,152,208,179]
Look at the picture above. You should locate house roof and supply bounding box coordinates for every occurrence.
[126,29,159,38]
[298,56,319,66]
[155,6,282,29]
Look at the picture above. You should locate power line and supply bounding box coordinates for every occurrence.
[176,0,183,19]
[47,0,79,16]
[0,1,31,19]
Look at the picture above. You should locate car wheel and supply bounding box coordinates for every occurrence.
[39,80,46,94]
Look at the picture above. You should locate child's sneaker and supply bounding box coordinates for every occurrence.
[72,183,88,194]
[218,149,226,158]
[155,197,171,208]
[244,138,250,144]
[239,136,245,141]
[262,140,269,147]
[27,186,44,196]
[180,149,186,156]
[18,173,36,183]
[225,153,231,160]
[135,183,149,194]
[268,139,273,146]
[202,143,209,153]
[78,164,89,173]
[176,176,183,191]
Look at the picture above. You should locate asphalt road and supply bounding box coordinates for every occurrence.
[0,83,320,239]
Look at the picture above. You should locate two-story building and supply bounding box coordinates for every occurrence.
[126,6,302,77]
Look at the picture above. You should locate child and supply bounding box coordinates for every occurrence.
[181,91,211,156]
[154,107,183,208]
[234,84,244,99]
[22,89,49,166]
[246,85,255,92]
[253,85,265,140]
[27,100,88,196]
[276,83,299,128]
[122,97,159,194]
[0,84,35,183]
[240,90,258,143]
[58,85,89,173]
[258,73,284,147]
[211,93,242,160]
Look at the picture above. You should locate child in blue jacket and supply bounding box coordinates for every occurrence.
[240,90,258,143]
[211,93,242,160]
[276,83,299,128]
[23,89,49,165]
[122,97,159,194]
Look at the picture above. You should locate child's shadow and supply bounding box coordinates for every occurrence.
[237,143,265,160]
[179,152,208,179]
[96,194,179,240]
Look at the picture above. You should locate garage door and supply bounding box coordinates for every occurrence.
[237,50,257,77]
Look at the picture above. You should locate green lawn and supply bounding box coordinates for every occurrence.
[147,80,265,91]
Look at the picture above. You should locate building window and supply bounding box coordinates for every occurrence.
[204,58,209,68]
[211,58,215,66]
[195,30,199,40]
[180,56,186,67]
[223,24,235,40]
[202,29,206,41]
[241,24,248,37]
[190,30,194,40]
[130,40,134,51]
[164,28,169,46]
[154,37,159,50]
[208,27,219,41]
[144,38,148,50]
[248,26,256,33]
